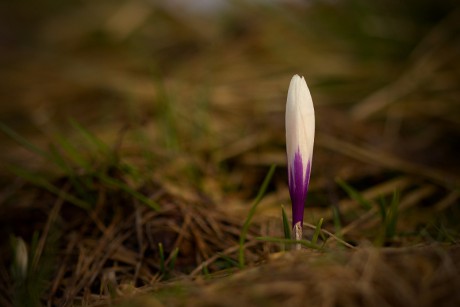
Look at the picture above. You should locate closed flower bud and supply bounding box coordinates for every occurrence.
[285,75,315,245]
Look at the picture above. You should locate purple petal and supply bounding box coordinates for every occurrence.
[288,148,311,226]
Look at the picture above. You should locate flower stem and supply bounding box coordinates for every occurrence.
[292,221,303,250]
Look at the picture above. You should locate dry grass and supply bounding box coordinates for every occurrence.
[0,0,460,306]
[125,245,460,307]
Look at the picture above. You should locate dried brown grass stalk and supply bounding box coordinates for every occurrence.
[131,244,460,307]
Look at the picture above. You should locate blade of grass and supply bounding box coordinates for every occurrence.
[303,222,356,249]
[202,265,210,278]
[168,247,179,271]
[48,145,74,174]
[281,205,292,250]
[47,145,95,202]
[0,122,53,162]
[433,221,457,243]
[153,75,179,151]
[336,178,372,210]
[132,126,156,171]
[377,196,387,223]
[217,255,239,269]
[7,165,92,211]
[311,218,324,245]
[158,243,165,275]
[51,132,89,170]
[332,205,342,239]
[238,164,276,268]
[69,119,112,159]
[281,205,291,239]
[375,191,400,245]
[385,191,400,239]
[1,122,89,175]
[98,174,160,211]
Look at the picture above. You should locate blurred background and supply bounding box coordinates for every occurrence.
[1,0,459,201]
[1,0,460,304]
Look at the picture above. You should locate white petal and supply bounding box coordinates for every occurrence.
[285,75,315,181]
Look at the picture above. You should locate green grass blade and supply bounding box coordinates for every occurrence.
[377,196,387,222]
[336,178,372,210]
[168,247,179,271]
[158,243,165,275]
[51,132,89,170]
[98,174,160,211]
[47,145,72,171]
[0,122,52,161]
[385,191,400,239]
[155,77,179,151]
[69,119,111,157]
[311,218,324,245]
[332,205,342,237]
[217,254,239,269]
[7,165,92,211]
[239,164,276,268]
[281,205,291,251]
[202,264,210,277]
[0,122,87,174]
[47,145,94,201]
[281,205,291,239]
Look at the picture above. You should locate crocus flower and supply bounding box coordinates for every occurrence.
[285,75,315,246]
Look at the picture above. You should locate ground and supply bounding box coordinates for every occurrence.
[0,0,460,306]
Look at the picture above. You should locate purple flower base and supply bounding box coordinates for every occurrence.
[288,148,311,226]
